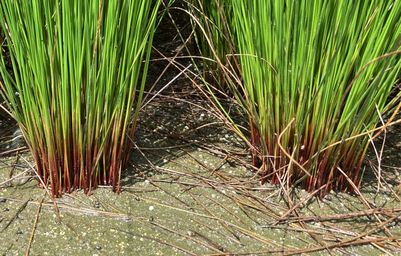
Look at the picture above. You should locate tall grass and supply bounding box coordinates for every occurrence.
[0,0,161,197]
[194,0,401,197]
[187,0,236,91]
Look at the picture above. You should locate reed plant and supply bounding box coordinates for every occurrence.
[195,0,401,197]
[187,0,236,91]
[0,0,161,197]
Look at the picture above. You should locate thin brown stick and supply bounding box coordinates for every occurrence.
[205,238,390,255]
[281,206,401,222]
[0,169,31,187]
[1,198,30,233]
[192,230,229,253]
[271,181,335,225]
[0,146,28,156]
[190,218,243,246]
[277,118,311,177]
[124,191,219,221]
[114,228,197,256]
[337,166,400,247]
[152,222,223,253]
[184,186,240,240]
[4,197,147,223]
[210,184,280,219]
[307,118,401,163]
[194,188,252,228]
[226,223,281,249]
[60,221,79,237]
[19,155,62,222]
[26,191,45,256]
[282,213,401,256]
[129,162,193,209]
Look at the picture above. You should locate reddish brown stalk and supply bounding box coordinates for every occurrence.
[249,118,369,198]
[323,167,334,198]
[109,117,118,192]
[62,138,70,194]
[72,133,78,194]
[250,123,264,185]
[49,155,59,198]
[31,151,43,185]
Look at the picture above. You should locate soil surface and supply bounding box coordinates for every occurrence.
[1,2,401,255]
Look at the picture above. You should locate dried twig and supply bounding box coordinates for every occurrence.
[26,191,45,256]
[114,228,197,256]
[1,198,30,233]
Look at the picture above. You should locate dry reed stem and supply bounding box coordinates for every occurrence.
[152,222,224,253]
[0,198,29,233]
[282,206,401,222]
[0,147,28,156]
[226,223,285,249]
[63,194,93,208]
[4,197,148,223]
[282,213,401,255]
[124,191,222,221]
[337,166,401,247]
[0,169,31,187]
[367,161,401,203]
[184,185,240,240]
[215,187,279,219]
[272,181,335,225]
[141,7,196,105]
[238,188,280,215]
[60,220,79,238]
[190,218,243,246]
[129,161,193,209]
[191,230,229,253]
[114,228,197,256]
[26,190,45,256]
[193,187,252,228]
[205,238,390,255]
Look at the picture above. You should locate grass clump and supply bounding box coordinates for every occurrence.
[194,0,401,197]
[0,0,161,197]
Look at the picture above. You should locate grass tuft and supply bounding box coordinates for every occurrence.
[191,0,401,198]
[0,0,161,197]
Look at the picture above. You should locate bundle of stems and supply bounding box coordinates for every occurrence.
[187,0,236,91]
[197,0,401,197]
[0,0,161,197]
